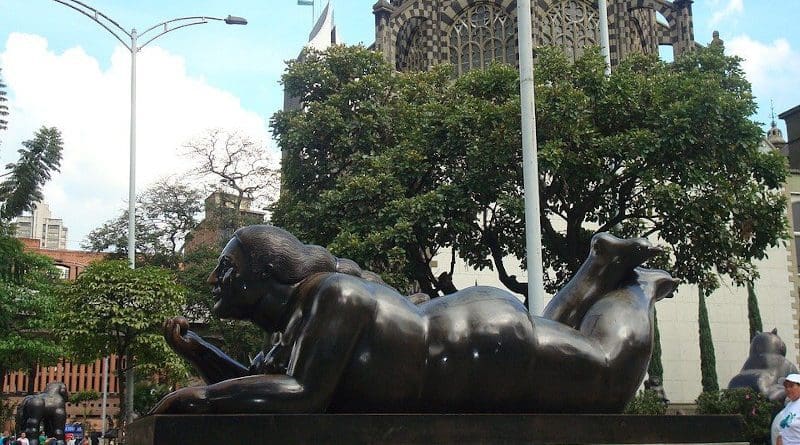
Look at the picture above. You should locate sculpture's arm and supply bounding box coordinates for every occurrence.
[163,316,249,384]
[152,276,372,414]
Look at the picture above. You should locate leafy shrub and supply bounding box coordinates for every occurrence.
[696,388,782,445]
[625,389,667,415]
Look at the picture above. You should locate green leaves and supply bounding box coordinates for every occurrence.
[272,43,787,300]
[0,126,63,220]
[0,236,64,371]
[57,260,186,364]
[82,178,203,267]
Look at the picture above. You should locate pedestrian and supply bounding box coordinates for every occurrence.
[17,432,29,445]
[773,373,800,445]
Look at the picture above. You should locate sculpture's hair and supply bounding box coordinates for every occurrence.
[233,225,385,285]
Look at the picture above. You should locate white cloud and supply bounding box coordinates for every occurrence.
[709,0,744,27]
[0,32,271,248]
[725,35,800,120]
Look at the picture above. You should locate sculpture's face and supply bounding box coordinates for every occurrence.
[208,237,262,320]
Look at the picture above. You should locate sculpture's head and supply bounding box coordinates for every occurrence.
[750,328,786,357]
[208,225,341,330]
[45,381,68,401]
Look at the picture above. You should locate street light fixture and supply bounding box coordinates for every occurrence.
[50,0,247,271]
[48,0,247,436]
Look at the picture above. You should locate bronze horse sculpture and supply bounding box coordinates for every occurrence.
[152,225,677,414]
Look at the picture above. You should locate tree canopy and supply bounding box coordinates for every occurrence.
[0,235,64,383]
[181,128,279,217]
[83,178,203,267]
[271,44,787,301]
[57,260,187,427]
[0,126,64,220]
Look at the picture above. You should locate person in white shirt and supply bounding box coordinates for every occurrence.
[773,374,800,445]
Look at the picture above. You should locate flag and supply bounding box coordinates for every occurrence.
[298,0,314,5]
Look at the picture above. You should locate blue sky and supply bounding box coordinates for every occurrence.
[0,0,798,249]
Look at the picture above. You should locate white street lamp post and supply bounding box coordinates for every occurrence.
[51,1,247,270]
[48,0,247,434]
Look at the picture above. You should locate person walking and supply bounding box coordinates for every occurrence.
[17,432,29,445]
[773,374,800,445]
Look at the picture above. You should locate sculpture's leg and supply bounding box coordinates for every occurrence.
[543,233,661,329]
[42,405,67,444]
[576,268,678,410]
[19,397,44,445]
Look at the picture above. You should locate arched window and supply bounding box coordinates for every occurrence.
[405,27,429,72]
[449,3,517,75]
[538,0,599,62]
[397,18,429,72]
[629,7,659,55]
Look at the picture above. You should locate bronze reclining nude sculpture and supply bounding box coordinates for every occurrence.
[151,225,678,414]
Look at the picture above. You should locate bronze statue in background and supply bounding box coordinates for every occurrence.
[15,381,68,445]
[728,328,799,401]
[152,225,677,414]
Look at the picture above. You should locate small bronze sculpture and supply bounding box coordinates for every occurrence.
[15,381,68,445]
[152,225,677,414]
[728,329,799,401]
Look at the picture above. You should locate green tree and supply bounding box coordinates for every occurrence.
[272,45,786,301]
[132,379,171,417]
[747,281,763,340]
[181,129,278,231]
[57,260,187,431]
[0,127,64,220]
[0,235,64,392]
[0,122,65,395]
[83,178,203,267]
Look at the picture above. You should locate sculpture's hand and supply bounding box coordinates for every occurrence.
[162,316,250,384]
[163,316,197,357]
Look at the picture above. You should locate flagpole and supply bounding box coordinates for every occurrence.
[598,0,611,75]
[517,0,545,315]
[297,0,316,26]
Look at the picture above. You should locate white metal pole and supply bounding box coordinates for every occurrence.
[598,0,612,75]
[517,0,545,315]
[128,29,137,269]
[100,356,109,440]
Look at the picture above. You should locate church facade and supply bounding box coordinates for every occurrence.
[373,0,694,74]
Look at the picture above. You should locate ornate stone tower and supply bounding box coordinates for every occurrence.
[373,0,695,74]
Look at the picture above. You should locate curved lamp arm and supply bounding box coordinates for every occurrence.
[51,0,132,51]
[50,1,248,53]
[137,15,247,51]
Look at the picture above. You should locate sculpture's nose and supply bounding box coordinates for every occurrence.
[207,269,218,286]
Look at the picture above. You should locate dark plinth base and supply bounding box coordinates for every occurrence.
[127,414,746,445]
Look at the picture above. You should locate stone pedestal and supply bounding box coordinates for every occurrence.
[127,413,746,445]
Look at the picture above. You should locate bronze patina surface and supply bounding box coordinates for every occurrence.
[152,226,677,414]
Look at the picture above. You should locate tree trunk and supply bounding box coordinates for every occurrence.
[115,354,126,433]
[26,363,38,395]
[746,281,763,340]
[698,288,719,392]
